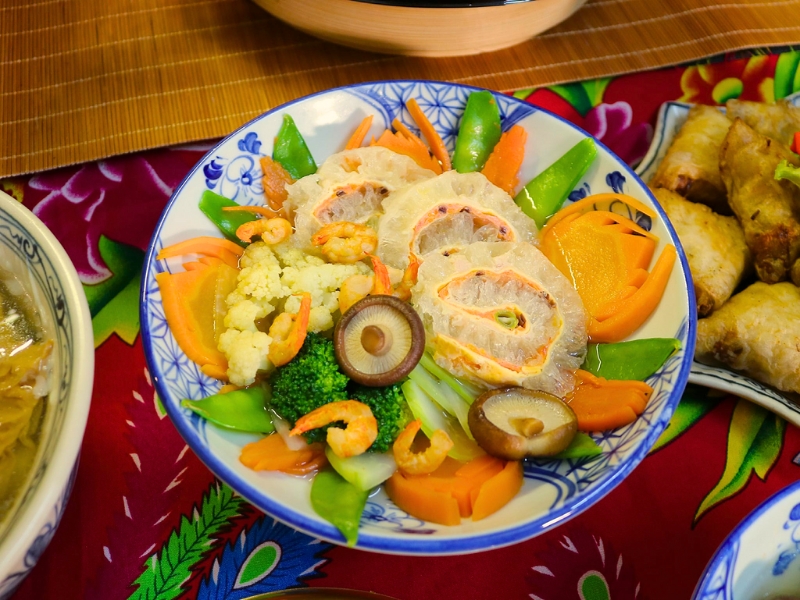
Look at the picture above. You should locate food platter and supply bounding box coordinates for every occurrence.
[635,91,800,428]
[693,479,800,599]
[140,80,695,555]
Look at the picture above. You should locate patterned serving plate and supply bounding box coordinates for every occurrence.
[635,91,800,429]
[0,191,94,597]
[693,479,800,599]
[141,80,696,555]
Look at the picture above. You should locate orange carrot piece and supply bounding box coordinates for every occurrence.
[566,370,653,432]
[406,98,451,171]
[217,384,240,395]
[588,244,676,343]
[157,236,244,263]
[373,126,443,174]
[542,192,657,236]
[182,261,208,272]
[471,460,523,521]
[384,471,462,526]
[199,256,226,267]
[156,267,228,370]
[260,156,295,212]
[200,363,228,381]
[345,115,374,150]
[222,205,283,219]
[282,451,328,475]
[239,433,321,472]
[480,125,527,195]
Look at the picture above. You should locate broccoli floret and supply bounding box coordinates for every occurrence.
[775,159,800,188]
[349,382,410,453]
[269,332,349,443]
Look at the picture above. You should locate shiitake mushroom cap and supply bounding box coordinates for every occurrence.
[334,294,425,386]
[468,386,577,459]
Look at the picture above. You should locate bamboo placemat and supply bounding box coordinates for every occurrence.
[3,0,800,177]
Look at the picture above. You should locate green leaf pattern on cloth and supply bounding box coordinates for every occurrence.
[695,399,786,522]
[130,482,246,600]
[651,385,723,453]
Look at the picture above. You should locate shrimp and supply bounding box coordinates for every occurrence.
[338,255,393,314]
[392,420,453,475]
[268,293,311,367]
[394,258,420,301]
[311,221,377,264]
[236,217,293,244]
[290,400,378,458]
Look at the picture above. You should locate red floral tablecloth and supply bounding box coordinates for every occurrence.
[4,49,800,600]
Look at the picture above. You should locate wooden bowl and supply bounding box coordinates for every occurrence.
[252,0,588,57]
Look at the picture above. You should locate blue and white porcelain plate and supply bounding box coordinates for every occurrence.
[694,480,800,599]
[140,80,696,555]
[636,91,800,429]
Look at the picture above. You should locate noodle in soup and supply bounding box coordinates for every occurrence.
[0,269,51,519]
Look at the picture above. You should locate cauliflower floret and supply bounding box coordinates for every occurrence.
[218,328,272,387]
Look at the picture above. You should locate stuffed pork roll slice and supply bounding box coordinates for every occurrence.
[286,146,437,248]
[413,242,588,397]
[377,171,538,272]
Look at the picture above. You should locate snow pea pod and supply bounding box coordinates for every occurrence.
[452,91,502,173]
[181,386,274,433]
[273,114,317,180]
[310,467,369,546]
[554,432,602,459]
[515,137,597,229]
[198,190,257,247]
[581,338,681,382]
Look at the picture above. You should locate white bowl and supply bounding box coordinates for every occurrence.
[141,80,696,555]
[253,0,588,57]
[693,480,800,599]
[0,191,94,596]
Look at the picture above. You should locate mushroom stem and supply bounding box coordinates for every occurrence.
[510,417,544,438]
[361,324,393,357]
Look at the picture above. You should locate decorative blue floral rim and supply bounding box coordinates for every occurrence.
[0,196,90,593]
[140,80,696,555]
[692,480,800,600]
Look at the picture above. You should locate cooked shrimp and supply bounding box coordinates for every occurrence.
[236,217,293,244]
[290,400,378,458]
[393,420,453,475]
[268,293,311,367]
[339,274,374,314]
[368,254,393,295]
[394,258,420,301]
[311,221,377,264]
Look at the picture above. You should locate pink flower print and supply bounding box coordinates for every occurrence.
[584,101,653,167]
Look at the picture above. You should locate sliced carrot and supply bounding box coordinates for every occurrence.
[157,236,243,268]
[260,156,295,212]
[385,471,462,526]
[222,205,283,219]
[480,125,527,195]
[542,192,657,235]
[566,369,653,432]
[587,244,676,342]
[217,384,240,395]
[201,363,228,381]
[406,98,451,171]
[372,123,443,174]
[471,460,523,521]
[345,115,374,150]
[239,433,323,473]
[199,256,226,267]
[182,261,208,272]
[156,266,228,370]
[282,451,328,475]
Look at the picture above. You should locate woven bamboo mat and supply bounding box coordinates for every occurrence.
[3,0,800,177]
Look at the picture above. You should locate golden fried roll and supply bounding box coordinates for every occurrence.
[649,105,732,214]
[719,118,800,283]
[378,170,538,271]
[413,242,587,397]
[286,146,436,248]
[696,282,800,394]
[726,98,800,146]
[651,187,751,316]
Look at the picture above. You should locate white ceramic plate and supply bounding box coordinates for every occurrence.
[693,479,800,599]
[635,92,800,428]
[141,80,695,555]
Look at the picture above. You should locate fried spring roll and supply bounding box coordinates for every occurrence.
[696,282,800,394]
[650,105,732,214]
[719,118,800,283]
[651,187,751,316]
[726,98,800,146]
